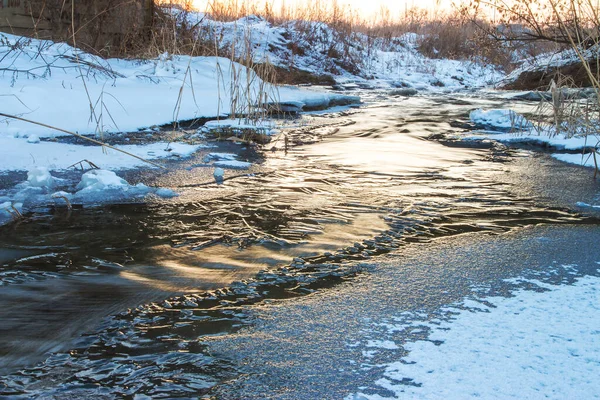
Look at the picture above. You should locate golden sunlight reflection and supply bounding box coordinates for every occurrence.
[119,245,265,292]
[118,213,388,292]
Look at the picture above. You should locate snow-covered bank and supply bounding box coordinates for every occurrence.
[467,108,599,168]
[501,44,600,90]
[349,267,600,400]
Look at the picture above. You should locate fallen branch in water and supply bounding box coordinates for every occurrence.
[68,159,100,171]
[0,112,167,170]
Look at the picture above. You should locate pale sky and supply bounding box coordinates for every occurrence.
[192,0,454,19]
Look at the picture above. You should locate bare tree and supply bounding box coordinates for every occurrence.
[459,0,600,48]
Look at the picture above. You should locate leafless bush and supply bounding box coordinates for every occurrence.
[466,0,599,174]
[415,14,514,69]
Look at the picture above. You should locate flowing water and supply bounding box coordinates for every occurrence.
[0,92,598,398]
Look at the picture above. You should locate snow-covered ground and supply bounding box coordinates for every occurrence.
[0,30,361,179]
[1,32,359,140]
[0,138,203,172]
[348,264,600,400]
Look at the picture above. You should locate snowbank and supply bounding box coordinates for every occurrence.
[27,166,55,189]
[552,152,598,168]
[71,169,177,203]
[201,152,252,170]
[503,45,600,89]
[465,107,599,169]
[0,136,204,172]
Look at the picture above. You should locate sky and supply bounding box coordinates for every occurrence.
[191,0,453,18]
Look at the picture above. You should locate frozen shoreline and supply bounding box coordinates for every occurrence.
[206,225,600,400]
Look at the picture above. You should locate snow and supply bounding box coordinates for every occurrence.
[348,271,600,400]
[76,169,129,192]
[203,153,238,162]
[213,167,225,182]
[463,125,598,155]
[0,167,179,226]
[0,32,359,141]
[26,134,40,143]
[213,160,251,169]
[69,169,163,204]
[552,152,598,168]
[469,108,532,131]
[201,152,252,170]
[365,340,399,350]
[465,107,599,169]
[27,166,55,188]
[503,45,600,87]
[577,202,600,209]
[0,136,204,171]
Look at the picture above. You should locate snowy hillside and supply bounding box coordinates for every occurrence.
[179,12,503,90]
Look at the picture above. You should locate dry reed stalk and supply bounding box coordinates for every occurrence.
[205,0,279,131]
[51,194,73,210]
[547,0,600,173]
[548,0,600,99]
[594,149,599,179]
[1,203,23,220]
[70,0,106,141]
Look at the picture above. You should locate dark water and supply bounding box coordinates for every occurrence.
[0,93,598,398]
